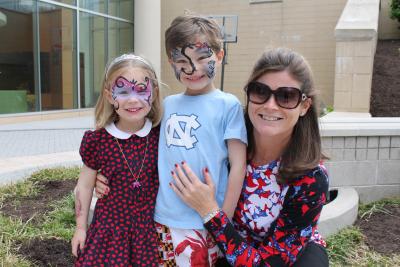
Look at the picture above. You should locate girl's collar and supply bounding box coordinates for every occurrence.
[105,118,152,139]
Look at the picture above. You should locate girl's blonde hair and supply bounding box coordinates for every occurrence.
[94,54,162,129]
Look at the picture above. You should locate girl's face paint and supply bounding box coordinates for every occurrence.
[108,68,153,130]
[111,76,152,106]
[170,42,215,81]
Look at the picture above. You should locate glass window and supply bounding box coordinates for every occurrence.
[108,19,134,61]
[109,0,133,21]
[39,2,77,111]
[0,1,35,113]
[80,0,105,14]
[0,0,133,114]
[52,0,76,5]
[80,12,106,108]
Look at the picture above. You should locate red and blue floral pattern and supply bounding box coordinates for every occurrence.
[205,161,329,266]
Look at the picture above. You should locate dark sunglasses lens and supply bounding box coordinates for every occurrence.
[247,82,271,104]
[275,87,302,108]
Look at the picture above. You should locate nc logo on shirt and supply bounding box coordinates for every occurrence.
[165,113,201,149]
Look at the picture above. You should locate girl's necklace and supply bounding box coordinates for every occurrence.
[114,136,149,189]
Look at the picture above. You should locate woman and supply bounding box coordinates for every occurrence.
[170,47,329,266]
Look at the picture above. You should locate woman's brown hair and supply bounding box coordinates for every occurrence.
[245,47,325,184]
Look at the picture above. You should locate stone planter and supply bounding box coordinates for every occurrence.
[318,187,359,237]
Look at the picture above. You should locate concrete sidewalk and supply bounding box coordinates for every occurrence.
[0,116,95,185]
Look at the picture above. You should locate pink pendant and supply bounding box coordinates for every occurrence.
[132,181,141,189]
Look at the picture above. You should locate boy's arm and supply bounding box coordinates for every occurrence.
[221,139,247,219]
[75,164,97,230]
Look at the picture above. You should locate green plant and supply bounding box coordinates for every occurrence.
[319,105,334,117]
[390,0,400,23]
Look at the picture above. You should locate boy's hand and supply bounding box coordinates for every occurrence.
[95,172,110,198]
[71,228,86,257]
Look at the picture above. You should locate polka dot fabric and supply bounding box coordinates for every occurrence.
[75,126,160,267]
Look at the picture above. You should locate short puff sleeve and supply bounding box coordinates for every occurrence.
[79,130,100,171]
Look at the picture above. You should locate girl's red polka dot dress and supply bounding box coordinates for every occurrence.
[75,123,160,267]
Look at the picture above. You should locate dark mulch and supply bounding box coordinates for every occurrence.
[0,179,76,222]
[370,39,400,117]
[0,179,77,266]
[2,179,399,265]
[355,203,400,255]
[18,238,74,267]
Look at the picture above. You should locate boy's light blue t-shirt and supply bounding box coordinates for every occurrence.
[154,89,247,229]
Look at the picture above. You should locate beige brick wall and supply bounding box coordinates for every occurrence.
[160,0,348,106]
[334,39,376,112]
[323,135,400,203]
[379,0,400,40]
[333,0,380,113]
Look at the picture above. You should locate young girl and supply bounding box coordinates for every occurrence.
[96,14,247,266]
[71,54,162,266]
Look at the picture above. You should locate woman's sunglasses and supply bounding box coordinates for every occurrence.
[246,81,307,109]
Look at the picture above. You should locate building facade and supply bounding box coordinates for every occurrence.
[0,0,134,114]
[1,0,399,116]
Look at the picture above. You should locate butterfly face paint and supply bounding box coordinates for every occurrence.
[171,42,216,81]
[111,76,152,106]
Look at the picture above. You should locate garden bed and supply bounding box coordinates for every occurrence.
[370,39,400,117]
[0,167,399,266]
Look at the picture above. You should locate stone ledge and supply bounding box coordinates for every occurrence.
[320,112,400,136]
[0,151,81,185]
[335,0,379,41]
[0,108,94,125]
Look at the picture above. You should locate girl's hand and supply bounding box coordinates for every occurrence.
[71,228,86,257]
[170,162,219,218]
[95,172,110,198]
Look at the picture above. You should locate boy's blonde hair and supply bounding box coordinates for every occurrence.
[94,54,162,129]
[165,14,223,57]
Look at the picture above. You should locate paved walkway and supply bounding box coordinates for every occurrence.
[0,116,94,185]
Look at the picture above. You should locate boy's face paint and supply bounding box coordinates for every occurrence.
[170,42,216,81]
[111,76,152,105]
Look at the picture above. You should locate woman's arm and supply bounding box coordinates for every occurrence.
[94,173,110,198]
[71,164,97,257]
[205,168,329,266]
[170,163,328,266]
[222,139,246,219]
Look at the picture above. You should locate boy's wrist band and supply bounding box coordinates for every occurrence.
[202,208,221,224]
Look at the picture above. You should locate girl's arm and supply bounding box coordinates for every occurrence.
[71,164,97,257]
[205,168,329,266]
[221,139,246,219]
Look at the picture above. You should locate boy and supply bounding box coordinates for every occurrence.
[155,14,247,266]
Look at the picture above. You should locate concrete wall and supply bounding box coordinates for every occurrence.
[321,113,400,203]
[160,0,348,105]
[333,0,379,113]
[379,0,400,40]
[134,0,162,79]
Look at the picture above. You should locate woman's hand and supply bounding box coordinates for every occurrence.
[170,162,220,218]
[95,172,110,198]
